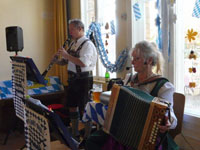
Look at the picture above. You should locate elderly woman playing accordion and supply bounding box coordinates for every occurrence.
[84,41,177,150]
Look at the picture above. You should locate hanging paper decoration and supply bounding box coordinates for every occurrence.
[110,20,116,35]
[105,22,109,29]
[189,68,193,73]
[104,23,109,53]
[133,2,142,21]
[185,29,198,42]
[186,29,198,89]
[105,40,108,46]
[193,67,196,73]
[189,67,196,73]
[106,33,109,38]
[192,0,200,18]
[155,15,162,50]
[189,50,197,59]
[86,22,128,73]
[189,82,196,88]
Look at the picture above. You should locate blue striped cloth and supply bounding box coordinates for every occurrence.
[192,0,200,18]
[133,2,142,21]
[82,102,108,126]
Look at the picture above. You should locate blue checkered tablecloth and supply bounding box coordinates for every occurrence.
[82,102,108,126]
[0,76,64,100]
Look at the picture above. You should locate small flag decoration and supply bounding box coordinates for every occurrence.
[133,2,142,21]
[110,20,116,35]
[192,0,200,18]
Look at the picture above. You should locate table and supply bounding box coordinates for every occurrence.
[0,76,65,132]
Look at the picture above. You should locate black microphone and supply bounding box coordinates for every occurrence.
[126,61,147,70]
[126,66,133,70]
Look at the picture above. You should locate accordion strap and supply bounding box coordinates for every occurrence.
[136,75,169,97]
[150,78,169,97]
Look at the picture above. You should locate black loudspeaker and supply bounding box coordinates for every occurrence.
[5,26,24,53]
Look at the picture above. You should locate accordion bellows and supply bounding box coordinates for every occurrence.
[103,85,168,150]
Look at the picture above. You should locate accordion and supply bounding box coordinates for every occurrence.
[103,85,168,150]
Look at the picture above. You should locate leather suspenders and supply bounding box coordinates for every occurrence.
[68,39,89,73]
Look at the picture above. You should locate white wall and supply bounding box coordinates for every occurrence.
[0,0,54,81]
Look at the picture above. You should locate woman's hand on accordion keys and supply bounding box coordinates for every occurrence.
[159,116,171,133]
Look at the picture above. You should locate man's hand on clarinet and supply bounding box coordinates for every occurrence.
[58,47,69,60]
[51,51,60,63]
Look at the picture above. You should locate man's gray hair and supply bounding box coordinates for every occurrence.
[69,19,84,31]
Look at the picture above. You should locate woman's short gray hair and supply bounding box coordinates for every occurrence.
[133,40,164,74]
[69,19,85,31]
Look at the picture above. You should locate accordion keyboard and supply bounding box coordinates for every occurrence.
[139,100,167,150]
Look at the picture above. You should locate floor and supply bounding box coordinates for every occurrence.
[0,116,200,150]
[1,92,200,150]
[174,93,200,150]
[0,131,70,150]
[174,115,200,150]
[0,121,85,150]
[0,131,25,150]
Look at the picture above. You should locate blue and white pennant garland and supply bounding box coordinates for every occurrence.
[110,20,116,35]
[86,22,128,73]
[192,0,200,18]
[133,2,142,21]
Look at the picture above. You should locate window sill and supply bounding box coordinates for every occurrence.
[93,76,108,91]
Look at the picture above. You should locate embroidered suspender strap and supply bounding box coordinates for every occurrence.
[75,39,89,73]
[67,41,75,53]
[67,39,89,73]
[150,78,169,97]
[126,73,133,85]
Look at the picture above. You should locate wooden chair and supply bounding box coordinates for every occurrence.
[169,92,185,139]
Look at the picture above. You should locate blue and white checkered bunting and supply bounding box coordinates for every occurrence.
[0,80,12,99]
[192,0,200,18]
[133,2,142,21]
[0,76,64,100]
[110,20,116,35]
[82,102,108,125]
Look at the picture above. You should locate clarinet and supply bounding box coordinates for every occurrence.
[42,39,71,77]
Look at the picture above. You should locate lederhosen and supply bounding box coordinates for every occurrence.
[66,39,93,112]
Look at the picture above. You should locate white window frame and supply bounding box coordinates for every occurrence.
[81,0,117,79]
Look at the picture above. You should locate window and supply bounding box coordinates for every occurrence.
[81,0,116,79]
[180,0,200,117]
[132,0,158,45]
